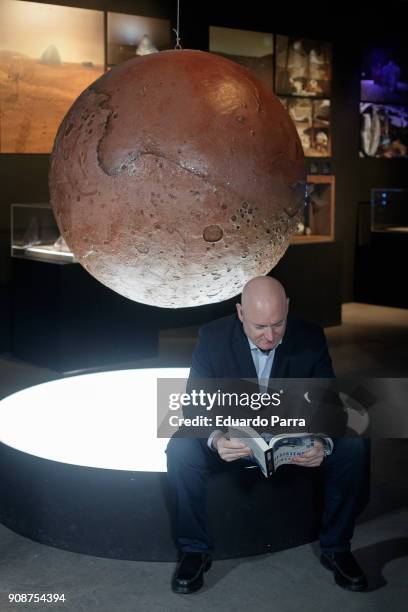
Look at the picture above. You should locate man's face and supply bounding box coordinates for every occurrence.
[236,298,289,351]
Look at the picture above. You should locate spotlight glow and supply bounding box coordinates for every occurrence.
[0,368,189,472]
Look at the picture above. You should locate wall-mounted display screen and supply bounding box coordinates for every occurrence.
[0,0,104,153]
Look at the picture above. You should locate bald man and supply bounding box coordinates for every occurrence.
[166,276,368,594]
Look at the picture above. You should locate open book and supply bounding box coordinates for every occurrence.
[228,425,330,478]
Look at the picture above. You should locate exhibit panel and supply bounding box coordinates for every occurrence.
[0,0,105,154]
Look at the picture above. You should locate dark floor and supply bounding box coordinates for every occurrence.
[0,507,407,612]
[0,303,407,611]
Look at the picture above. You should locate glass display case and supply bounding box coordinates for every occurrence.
[291,175,335,243]
[11,204,75,264]
[371,188,408,232]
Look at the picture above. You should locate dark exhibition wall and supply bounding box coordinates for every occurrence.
[0,0,407,364]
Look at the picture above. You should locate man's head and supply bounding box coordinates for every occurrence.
[236,276,289,351]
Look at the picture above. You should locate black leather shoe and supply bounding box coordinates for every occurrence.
[171,552,212,594]
[321,552,368,591]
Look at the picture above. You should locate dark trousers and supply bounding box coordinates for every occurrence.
[166,436,369,554]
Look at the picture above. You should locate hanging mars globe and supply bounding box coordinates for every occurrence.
[49,49,305,308]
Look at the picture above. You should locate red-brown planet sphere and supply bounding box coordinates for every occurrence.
[49,49,306,307]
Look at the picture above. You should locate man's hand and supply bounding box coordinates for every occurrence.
[213,433,252,462]
[291,439,325,468]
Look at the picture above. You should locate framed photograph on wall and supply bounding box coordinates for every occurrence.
[107,12,171,66]
[360,103,408,158]
[275,35,331,97]
[209,26,274,89]
[361,45,408,104]
[279,96,331,157]
[0,0,104,153]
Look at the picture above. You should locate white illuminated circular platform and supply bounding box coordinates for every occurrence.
[0,367,332,561]
[0,368,188,472]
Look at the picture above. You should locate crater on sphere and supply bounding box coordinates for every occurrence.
[203,225,223,243]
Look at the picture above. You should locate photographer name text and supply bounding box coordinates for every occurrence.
[167,415,306,428]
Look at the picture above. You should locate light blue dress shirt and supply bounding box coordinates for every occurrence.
[247,337,279,392]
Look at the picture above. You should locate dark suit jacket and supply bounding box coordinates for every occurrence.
[189,313,335,381]
[187,315,346,436]
[184,314,345,437]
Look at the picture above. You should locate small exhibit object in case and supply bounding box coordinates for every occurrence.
[11,203,75,264]
[371,188,408,233]
[291,175,335,243]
